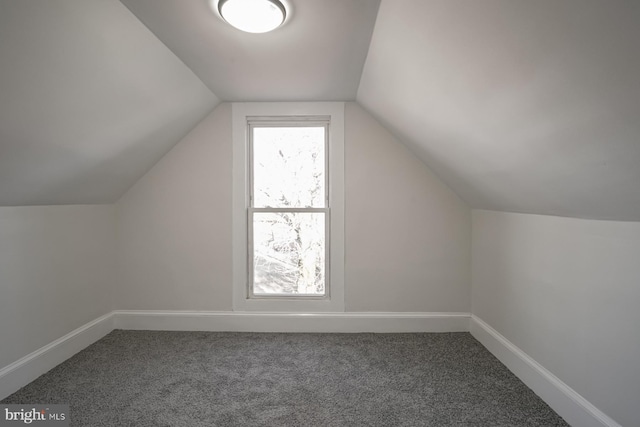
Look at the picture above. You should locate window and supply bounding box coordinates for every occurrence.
[249,122,329,297]
[232,103,344,312]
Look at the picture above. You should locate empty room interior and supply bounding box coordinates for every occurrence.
[1,0,639,426]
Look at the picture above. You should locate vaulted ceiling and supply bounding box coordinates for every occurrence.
[358,0,640,221]
[0,0,218,205]
[120,0,380,101]
[1,0,639,220]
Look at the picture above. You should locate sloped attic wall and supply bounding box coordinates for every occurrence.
[0,0,218,206]
[115,103,471,312]
[358,0,640,221]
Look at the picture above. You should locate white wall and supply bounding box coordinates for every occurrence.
[116,102,471,313]
[116,103,233,310]
[0,205,115,368]
[345,103,470,312]
[472,210,640,427]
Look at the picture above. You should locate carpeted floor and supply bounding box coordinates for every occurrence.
[2,331,569,426]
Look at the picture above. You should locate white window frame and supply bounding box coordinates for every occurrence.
[248,118,330,299]
[232,102,345,312]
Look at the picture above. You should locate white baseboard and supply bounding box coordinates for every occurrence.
[113,310,470,333]
[3,310,618,427]
[0,312,114,401]
[470,315,621,427]
[0,311,468,401]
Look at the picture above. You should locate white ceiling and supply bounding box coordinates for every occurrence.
[358,0,640,221]
[2,0,639,221]
[119,0,380,101]
[0,0,218,206]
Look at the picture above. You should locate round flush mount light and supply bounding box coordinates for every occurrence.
[218,0,287,34]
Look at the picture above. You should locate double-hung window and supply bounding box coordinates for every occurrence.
[232,103,344,312]
[249,120,329,298]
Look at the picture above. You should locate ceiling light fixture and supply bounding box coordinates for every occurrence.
[218,0,286,34]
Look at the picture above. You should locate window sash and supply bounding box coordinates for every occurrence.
[248,120,330,209]
[248,207,330,299]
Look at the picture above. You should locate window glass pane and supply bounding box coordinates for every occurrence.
[252,212,325,296]
[252,126,325,208]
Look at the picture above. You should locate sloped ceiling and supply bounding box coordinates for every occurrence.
[358,0,640,221]
[120,0,380,101]
[0,0,218,206]
[2,0,639,221]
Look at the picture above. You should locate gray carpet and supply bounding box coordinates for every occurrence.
[2,331,569,426]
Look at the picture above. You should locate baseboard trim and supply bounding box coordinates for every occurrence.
[0,310,468,400]
[0,312,114,401]
[470,315,621,427]
[113,310,471,333]
[2,311,619,427]
[0,310,469,402]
